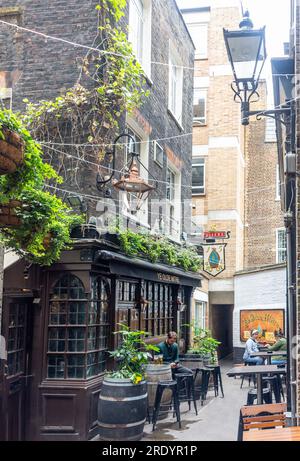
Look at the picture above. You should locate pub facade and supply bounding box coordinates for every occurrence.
[1,237,201,440]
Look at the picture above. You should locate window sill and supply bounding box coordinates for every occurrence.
[192,193,205,197]
[167,109,184,131]
[193,121,207,127]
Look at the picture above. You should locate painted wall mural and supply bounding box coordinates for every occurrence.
[240,309,285,343]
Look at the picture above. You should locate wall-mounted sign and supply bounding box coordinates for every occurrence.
[204,231,230,240]
[202,243,226,277]
[240,309,285,343]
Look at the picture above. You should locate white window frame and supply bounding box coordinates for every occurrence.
[186,22,208,59]
[168,44,183,124]
[193,88,207,124]
[166,162,181,241]
[192,157,205,195]
[276,228,287,264]
[195,301,207,330]
[275,164,281,201]
[153,141,164,167]
[128,0,152,78]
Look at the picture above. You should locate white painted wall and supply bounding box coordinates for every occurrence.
[233,267,286,348]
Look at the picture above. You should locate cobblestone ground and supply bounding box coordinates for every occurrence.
[142,358,251,442]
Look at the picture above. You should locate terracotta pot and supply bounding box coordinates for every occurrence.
[0,127,24,175]
[0,200,22,227]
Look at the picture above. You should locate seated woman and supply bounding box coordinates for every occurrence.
[268,331,287,365]
[243,330,264,365]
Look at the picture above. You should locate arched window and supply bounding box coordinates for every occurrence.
[47,274,110,380]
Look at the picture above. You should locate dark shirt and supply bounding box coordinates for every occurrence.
[157,341,179,363]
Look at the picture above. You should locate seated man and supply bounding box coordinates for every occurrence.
[267,331,287,365]
[243,330,264,365]
[156,331,193,377]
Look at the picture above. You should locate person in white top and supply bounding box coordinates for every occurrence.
[243,330,264,365]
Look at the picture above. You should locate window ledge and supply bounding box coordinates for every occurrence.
[192,193,205,197]
[154,159,163,168]
[167,109,184,131]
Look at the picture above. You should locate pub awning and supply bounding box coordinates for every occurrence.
[95,249,202,288]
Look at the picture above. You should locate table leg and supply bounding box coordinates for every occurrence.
[267,356,271,365]
[257,374,262,404]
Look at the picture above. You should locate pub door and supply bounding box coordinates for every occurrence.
[0,300,33,441]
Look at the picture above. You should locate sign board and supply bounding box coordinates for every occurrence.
[202,243,226,277]
[204,231,227,239]
[240,309,285,343]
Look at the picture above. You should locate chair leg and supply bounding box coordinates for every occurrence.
[190,379,198,415]
[240,375,245,389]
[218,369,224,398]
[172,387,181,429]
[152,386,163,431]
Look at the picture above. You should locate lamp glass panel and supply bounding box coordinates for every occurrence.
[227,33,265,81]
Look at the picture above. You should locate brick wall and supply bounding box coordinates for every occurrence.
[0,0,194,232]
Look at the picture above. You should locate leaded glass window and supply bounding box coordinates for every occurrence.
[47,274,110,380]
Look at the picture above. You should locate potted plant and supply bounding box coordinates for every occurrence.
[98,324,159,441]
[180,323,221,367]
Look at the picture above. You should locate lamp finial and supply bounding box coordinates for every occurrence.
[239,10,254,30]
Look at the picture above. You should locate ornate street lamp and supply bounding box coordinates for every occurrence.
[96,132,156,214]
[223,11,289,125]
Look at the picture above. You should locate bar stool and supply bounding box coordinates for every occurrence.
[204,365,224,398]
[240,362,255,389]
[193,368,211,405]
[246,387,272,405]
[152,380,181,431]
[262,375,283,403]
[173,373,198,415]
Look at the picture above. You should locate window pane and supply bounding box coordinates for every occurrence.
[193,89,206,122]
[67,355,85,379]
[69,302,86,324]
[48,328,65,352]
[48,355,65,379]
[67,328,85,352]
[188,23,208,58]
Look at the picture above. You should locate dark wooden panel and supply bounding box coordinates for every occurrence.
[41,393,76,432]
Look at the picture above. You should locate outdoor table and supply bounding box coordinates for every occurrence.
[227,365,286,405]
[243,426,300,441]
[250,351,287,365]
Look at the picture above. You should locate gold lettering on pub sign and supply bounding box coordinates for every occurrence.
[157,273,180,284]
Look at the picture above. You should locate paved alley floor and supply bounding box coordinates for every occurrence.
[142,358,250,441]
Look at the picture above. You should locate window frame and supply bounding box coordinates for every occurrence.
[128,0,152,78]
[193,88,207,125]
[275,164,281,201]
[168,46,183,124]
[276,228,287,264]
[187,22,208,60]
[194,301,207,330]
[153,141,164,167]
[192,157,205,196]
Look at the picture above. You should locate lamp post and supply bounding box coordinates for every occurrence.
[96,132,156,214]
[224,11,297,425]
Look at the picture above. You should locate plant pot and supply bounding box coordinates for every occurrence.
[98,377,147,441]
[0,200,22,227]
[0,127,24,175]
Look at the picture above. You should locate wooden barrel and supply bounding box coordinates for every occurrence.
[98,377,147,441]
[145,364,172,420]
[179,355,204,400]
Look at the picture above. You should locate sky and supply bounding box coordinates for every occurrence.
[176,0,291,102]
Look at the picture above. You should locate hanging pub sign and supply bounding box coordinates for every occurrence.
[202,243,227,277]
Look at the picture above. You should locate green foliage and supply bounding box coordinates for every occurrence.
[185,322,221,363]
[0,109,83,266]
[22,0,149,144]
[108,324,159,384]
[115,227,202,272]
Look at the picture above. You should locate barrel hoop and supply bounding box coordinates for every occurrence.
[100,393,148,402]
[98,418,146,428]
[103,381,146,387]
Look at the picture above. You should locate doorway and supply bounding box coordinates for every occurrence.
[211,304,233,360]
[0,299,33,441]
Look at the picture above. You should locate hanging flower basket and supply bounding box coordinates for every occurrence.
[0,200,22,227]
[0,127,25,175]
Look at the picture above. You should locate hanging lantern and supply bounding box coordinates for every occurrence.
[113,156,155,214]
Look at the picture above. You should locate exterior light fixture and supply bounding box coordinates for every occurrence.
[96,133,156,214]
[66,195,88,213]
[223,11,289,125]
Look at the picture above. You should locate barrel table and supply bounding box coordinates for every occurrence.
[98,377,147,441]
[145,363,172,420]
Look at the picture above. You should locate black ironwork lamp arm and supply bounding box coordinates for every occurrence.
[241,104,291,126]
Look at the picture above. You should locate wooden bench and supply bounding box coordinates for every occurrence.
[238,403,287,440]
